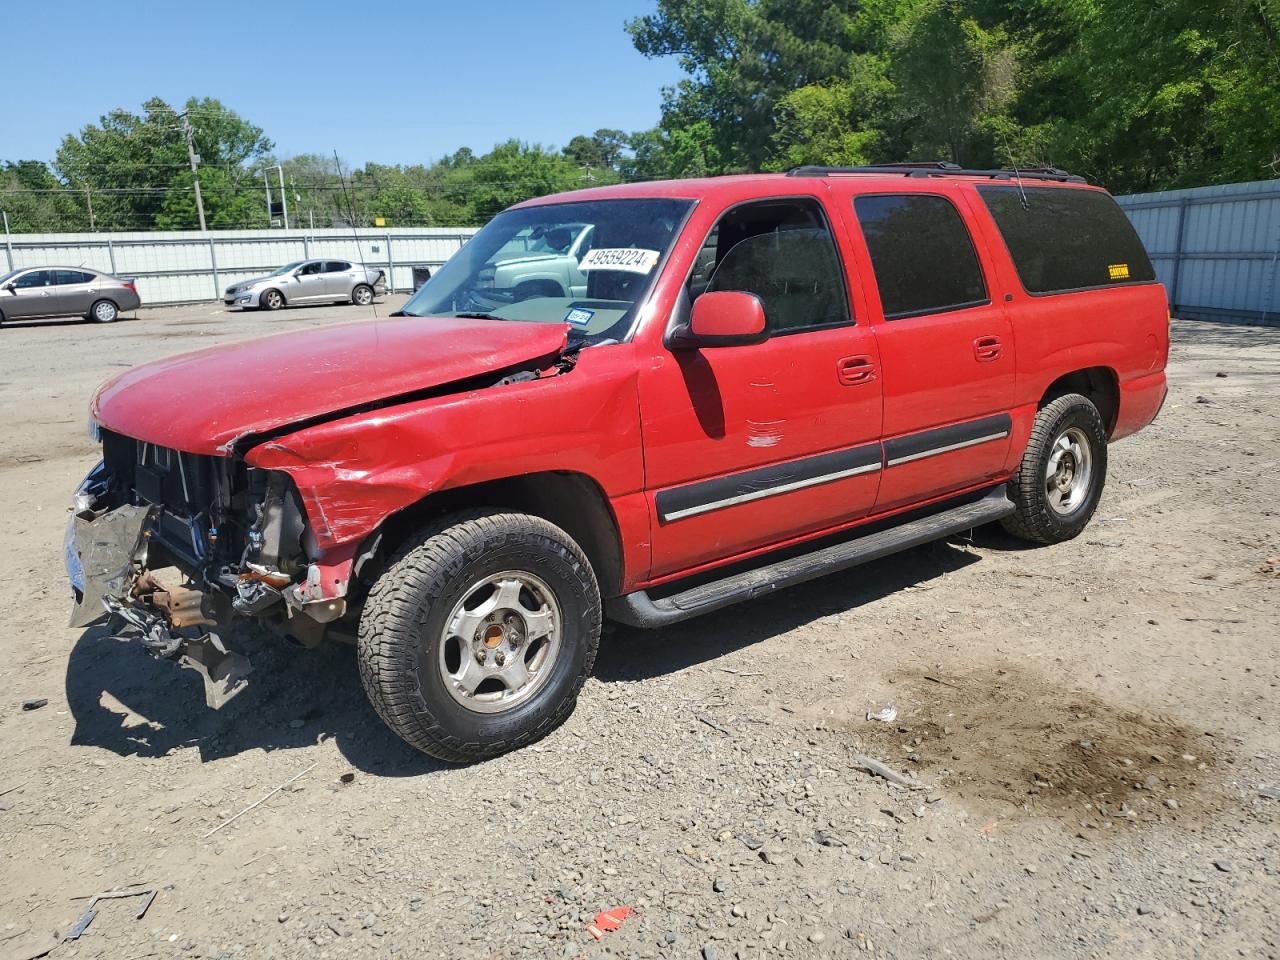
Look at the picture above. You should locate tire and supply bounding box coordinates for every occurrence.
[1001,393,1108,544]
[89,299,119,323]
[352,284,374,306]
[260,288,285,311]
[358,510,601,763]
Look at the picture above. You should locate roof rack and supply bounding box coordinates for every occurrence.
[786,161,1087,184]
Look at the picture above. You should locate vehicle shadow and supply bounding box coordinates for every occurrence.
[594,539,980,682]
[0,315,139,330]
[64,624,446,777]
[64,538,980,775]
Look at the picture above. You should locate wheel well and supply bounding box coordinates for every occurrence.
[1040,367,1119,435]
[361,472,624,598]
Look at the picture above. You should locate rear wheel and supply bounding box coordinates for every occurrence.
[260,289,285,311]
[352,284,374,306]
[89,299,118,323]
[1002,393,1108,544]
[358,511,601,762]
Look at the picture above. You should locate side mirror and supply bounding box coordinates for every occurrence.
[1,283,12,292]
[672,291,769,348]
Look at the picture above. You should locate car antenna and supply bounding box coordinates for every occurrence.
[1000,133,1030,211]
[333,150,379,322]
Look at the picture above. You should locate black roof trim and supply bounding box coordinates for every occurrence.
[787,162,1087,184]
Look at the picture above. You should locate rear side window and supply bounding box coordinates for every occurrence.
[691,198,851,334]
[55,270,94,285]
[977,186,1156,294]
[324,261,351,273]
[854,195,988,320]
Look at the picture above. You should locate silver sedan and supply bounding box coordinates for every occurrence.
[223,259,386,310]
[0,267,141,324]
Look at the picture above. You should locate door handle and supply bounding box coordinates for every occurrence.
[973,335,1003,362]
[837,355,877,385]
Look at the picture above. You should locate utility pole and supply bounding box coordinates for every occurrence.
[84,186,95,231]
[262,165,289,229]
[180,112,208,232]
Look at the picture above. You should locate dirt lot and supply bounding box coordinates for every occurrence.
[0,299,1277,960]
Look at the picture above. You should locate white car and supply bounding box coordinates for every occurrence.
[223,259,386,311]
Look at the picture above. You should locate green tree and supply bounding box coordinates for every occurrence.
[55,96,272,230]
[0,161,82,232]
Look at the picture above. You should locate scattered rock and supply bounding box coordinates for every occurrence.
[20,698,47,711]
[1213,860,1233,873]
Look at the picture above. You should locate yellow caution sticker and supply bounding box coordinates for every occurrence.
[1108,263,1131,281]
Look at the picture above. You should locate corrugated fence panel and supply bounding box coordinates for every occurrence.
[1117,179,1280,325]
[1,227,479,305]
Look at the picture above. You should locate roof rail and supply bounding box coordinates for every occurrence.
[786,162,1087,184]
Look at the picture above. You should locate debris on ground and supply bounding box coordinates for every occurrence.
[63,887,157,941]
[203,761,318,838]
[866,703,898,723]
[21,698,48,711]
[852,754,925,789]
[584,906,631,941]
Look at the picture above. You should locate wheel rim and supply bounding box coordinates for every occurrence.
[95,302,115,321]
[265,292,280,308]
[1045,426,1093,515]
[355,286,372,305]
[437,570,562,714]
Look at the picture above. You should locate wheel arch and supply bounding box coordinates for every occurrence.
[357,471,624,598]
[1038,366,1119,437]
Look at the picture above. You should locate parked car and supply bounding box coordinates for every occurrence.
[0,267,139,324]
[67,163,1168,762]
[223,259,386,310]
[478,222,595,299]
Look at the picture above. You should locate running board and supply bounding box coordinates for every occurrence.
[606,486,1014,628]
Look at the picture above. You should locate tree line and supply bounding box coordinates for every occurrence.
[3,0,1277,233]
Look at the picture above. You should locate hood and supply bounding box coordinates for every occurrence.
[92,316,568,455]
[491,250,565,267]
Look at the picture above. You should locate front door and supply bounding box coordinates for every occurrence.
[6,269,57,319]
[837,188,1015,512]
[293,261,327,301]
[639,196,884,580]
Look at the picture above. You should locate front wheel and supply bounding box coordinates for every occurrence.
[1002,392,1108,544]
[89,299,118,323]
[352,284,374,306]
[358,511,601,762]
[260,289,285,311]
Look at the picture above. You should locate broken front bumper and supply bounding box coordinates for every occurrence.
[64,488,251,708]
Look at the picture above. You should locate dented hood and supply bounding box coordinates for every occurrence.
[92,315,568,455]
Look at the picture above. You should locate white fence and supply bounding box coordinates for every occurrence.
[0,226,480,306]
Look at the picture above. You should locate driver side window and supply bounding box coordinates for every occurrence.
[300,262,323,276]
[689,199,851,334]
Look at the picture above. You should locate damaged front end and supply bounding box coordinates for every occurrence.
[65,433,346,708]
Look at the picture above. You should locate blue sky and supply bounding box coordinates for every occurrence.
[7,0,684,167]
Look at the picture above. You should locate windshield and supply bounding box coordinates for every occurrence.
[269,262,303,276]
[0,270,17,285]
[399,198,694,343]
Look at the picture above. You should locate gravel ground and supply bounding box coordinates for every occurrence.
[0,300,1277,960]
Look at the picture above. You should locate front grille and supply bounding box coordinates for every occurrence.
[101,430,253,568]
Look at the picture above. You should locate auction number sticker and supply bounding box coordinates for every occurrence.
[578,248,660,274]
[564,307,595,326]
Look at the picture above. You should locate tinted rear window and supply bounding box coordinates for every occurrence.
[854,194,989,320]
[978,186,1156,294]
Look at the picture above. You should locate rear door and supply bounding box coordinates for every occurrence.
[838,187,1015,512]
[55,269,98,316]
[323,260,353,298]
[639,195,884,579]
[6,269,56,318]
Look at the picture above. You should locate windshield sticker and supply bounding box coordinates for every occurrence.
[564,307,595,327]
[578,248,660,274]
[1108,262,1131,280]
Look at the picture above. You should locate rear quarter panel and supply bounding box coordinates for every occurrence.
[961,185,1170,454]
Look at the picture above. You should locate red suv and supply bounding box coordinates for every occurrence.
[67,163,1169,761]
